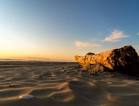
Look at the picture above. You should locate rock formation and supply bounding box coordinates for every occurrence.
[75,45,139,76]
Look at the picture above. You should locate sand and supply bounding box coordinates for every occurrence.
[0,61,139,106]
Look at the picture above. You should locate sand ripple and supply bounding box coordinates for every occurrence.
[0,62,139,106]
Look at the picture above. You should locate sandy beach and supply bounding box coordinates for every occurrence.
[0,61,138,106]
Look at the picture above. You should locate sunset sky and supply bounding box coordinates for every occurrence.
[0,0,139,61]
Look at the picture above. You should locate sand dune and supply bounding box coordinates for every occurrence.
[0,61,139,106]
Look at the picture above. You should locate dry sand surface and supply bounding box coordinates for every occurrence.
[0,61,139,106]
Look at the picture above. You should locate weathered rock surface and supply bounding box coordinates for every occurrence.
[75,45,139,76]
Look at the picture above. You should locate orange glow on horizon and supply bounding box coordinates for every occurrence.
[0,51,74,61]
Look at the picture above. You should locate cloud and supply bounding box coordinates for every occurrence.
[75,41,101,48]
[104,30,128,42]
[137,32,139,36]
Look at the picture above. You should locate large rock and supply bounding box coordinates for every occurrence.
[75,45,139,76]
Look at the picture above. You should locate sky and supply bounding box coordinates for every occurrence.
[0,0,139,61]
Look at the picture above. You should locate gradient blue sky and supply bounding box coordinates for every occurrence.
[0,0,139,61]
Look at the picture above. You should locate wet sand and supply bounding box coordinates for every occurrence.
[0,61,139,106]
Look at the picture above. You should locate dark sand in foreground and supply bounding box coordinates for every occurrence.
[0,61,139,106]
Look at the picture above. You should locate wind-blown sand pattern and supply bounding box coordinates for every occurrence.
[0,61,139,106]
